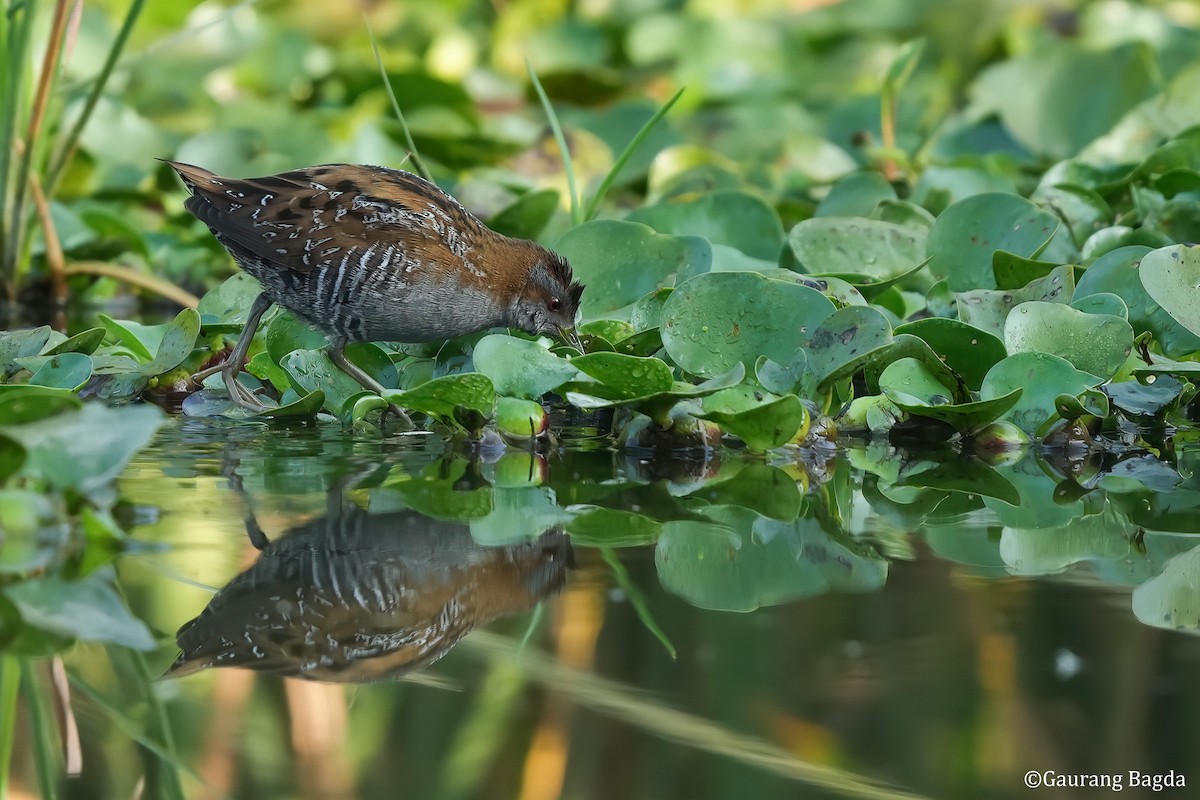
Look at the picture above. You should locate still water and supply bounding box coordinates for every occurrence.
[75,417,1200,799]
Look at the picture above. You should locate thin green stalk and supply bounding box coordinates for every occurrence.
[0,0,39,296]
[601,548,676,660]
[8,0,72,289]
[364,13,430,182]
[583,87,684,221]
[115,646,184,800]
[46,0,146,190]
[517,601,545,652]
[22,661,60,800]
[527,60,580,226]
[0,657,22,798]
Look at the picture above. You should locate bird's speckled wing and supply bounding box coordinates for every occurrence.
[164,161,482,278]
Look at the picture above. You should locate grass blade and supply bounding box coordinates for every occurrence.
[601,548,676,660]
[46,0,147,190]
[364,13,431,182]
[526,60,581,226]
[583,87,684,222]
[21,660,61,800]
[0,657,21,797]
[0,0,39,296]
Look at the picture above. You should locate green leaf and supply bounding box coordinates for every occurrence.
[696,388,808,452]
[893,318,1006,390]
[0,387,82,424]
[27,353,92,391]
[5,573,156,650]
[814,171,897,218]
[661,272,835,377]
[555,220,712,320]
[42,327,105,357]
[927,193,1061,290]
[956,264,1075,336]
[1003,301,1133,379]
[0,491,66,574]
[0,327,53,378]
[787,217,926,284]
[570,352,674,399]
[1139,244,1200,339]
[494,397,548,440]
[801,305,894,393]
[627,190,784,260]
[472,334,579,400]
[981,352,1101,434]
[384,373,496,426]
[488,188,560,240]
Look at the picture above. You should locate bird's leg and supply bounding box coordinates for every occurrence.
[194,292,273,412]
[327,337,413,428]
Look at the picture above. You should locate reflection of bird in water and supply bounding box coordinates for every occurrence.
[167,504,574,683]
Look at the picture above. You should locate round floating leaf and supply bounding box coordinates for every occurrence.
[1077,245,1200,357]
[955,264,1074,335]
[0,327,53,377]
[879,358,956,406]
[1070,292,1128,319]
[43,327,105,357]
[679,463,802,521]
[802,305,894,392]
[696,388,808,452]
[755,352,807,396]
[1104,375,1186,417]
[555,220,712,319]
[28,353,92,391]
[254,390,326,420]
[566,508,662,548]
[1139,244,1200,339]
[787,217,926,283]
[927,193,1061,290]
[893,318,1006,390]
[265,311,327,364]
[981,352,1101,434]
[384,373,496,424]
[197,272,266,325]
[571,352,674,399]
[661,272,835,377]
[579,319,635,345]
[283,350,370,415]
[1003,301,1133,379]
[472,334,580,400]
[611,328,663,357]
[140,308,202,377]
[815,171,897,218]
[565,364,744,429]
[630,288,672,331]
[627,190,784,260]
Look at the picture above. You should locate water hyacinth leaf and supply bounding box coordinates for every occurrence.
[472,334,580,400]
[871,199,936,230]
[991,250,1059,289]
[696,387,808,452]
[5,573,156,650]
[254,390,326,420]
[755,352,807,396]
[787,217,926,283]
[570,352,674,399]
[1133,546,1200,630]
[611,328,663,357]
[197,272,268,325]
[488,188,560,240]
[956,264,1074,335]
[386,462,489,521]
[0,327,53,378]
[662,272,835,377]
[139,308,202,377]
[1076,245,1200,357]
[809,259,931,301]
[97,316,163,362]
[246,351,292,394]
[1104,375,1187,417]
[0,387,83,424]
[565,363,744,428]
[1139,244,1200,338]
[630,287,672,331]
[1082,226,1172,261]
[879,358,956,406]
[814,171,897,218]
[284,350,370,415]
[1071,292,1128,319]
[893,318,1006,390]
[579,319,635,345]
[981,352,1101,434]
[43,327,105,356]
[927,193,1060,290]
[777,272,869,307]
[627,190,784,260]
[555,220,712,319]
[264,310,328,364]
[28,353,93,391]
[802,305,894,392]
[494,397,548,440]
[1,403,163,493]
[1003,301,1133,379]
[384,373,496,424]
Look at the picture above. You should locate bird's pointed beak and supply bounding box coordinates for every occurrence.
[557,325,583,352]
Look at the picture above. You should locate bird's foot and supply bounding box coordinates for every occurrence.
[221,368,271,413]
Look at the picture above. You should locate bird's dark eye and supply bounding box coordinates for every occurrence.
[549,297,561,311]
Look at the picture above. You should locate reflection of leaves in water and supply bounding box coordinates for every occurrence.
[656,507,887,612]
